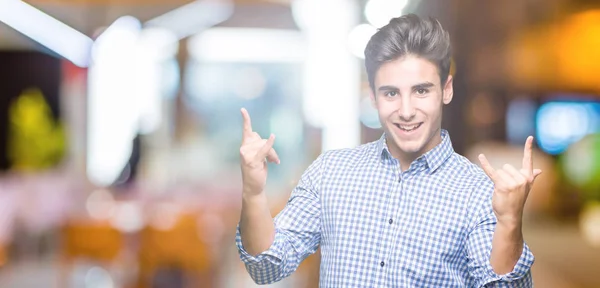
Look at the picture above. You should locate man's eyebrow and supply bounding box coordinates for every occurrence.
[412,82,435,90]
[377,85,399,92]
[377,82,436,92]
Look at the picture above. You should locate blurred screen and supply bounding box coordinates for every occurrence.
[535,96,600,155]
[506,98,538,146]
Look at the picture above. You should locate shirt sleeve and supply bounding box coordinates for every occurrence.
[235,152,325,285]
[466,178,535,288]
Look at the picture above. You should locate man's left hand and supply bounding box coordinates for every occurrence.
[478,136,542,225]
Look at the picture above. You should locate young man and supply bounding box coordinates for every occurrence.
[236,14,540,287]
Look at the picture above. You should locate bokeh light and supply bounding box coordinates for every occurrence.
[562,133,600,200]
[536,101,600,155]
[347,24,377,59]
[364,0,409,28]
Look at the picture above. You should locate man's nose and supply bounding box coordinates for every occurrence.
[398,96,416,121]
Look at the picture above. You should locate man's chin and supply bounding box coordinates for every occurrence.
[393,139,423,154]
[398,146,423,155]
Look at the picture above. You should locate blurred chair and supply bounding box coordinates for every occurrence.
[0,242,6,268]
[137,212,214,288]
[59,220,124,287]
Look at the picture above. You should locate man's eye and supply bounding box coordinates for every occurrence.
[385,91,398,97]
[416,88,428,95]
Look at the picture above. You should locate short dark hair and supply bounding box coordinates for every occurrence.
[364,14,452,92]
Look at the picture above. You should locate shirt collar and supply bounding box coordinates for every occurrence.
[377,129,454,174]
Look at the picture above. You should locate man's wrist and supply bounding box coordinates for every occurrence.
[242,189,268,204]
[496,212,523,229]
[243,185,265,196]
[496,218,524,242]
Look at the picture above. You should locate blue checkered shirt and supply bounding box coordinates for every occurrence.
[236,130,534,287]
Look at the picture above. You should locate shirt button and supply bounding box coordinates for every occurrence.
[388,219,393,224]
[380,261,385,267]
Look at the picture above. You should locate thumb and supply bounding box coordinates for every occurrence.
[532,169,542,181]
[256,134,276,161]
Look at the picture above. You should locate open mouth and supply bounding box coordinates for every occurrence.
[394,122,422,132]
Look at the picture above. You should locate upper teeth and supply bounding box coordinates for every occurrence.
[399,124,419,130]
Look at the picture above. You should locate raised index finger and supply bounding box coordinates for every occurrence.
[240,108,253,137]
[522,136,533,175]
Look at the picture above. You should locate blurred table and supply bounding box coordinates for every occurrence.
[526,220,600,288]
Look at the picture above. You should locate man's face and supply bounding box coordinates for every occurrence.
[371,55,453,161]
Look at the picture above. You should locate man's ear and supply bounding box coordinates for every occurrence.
[442,75,454,105]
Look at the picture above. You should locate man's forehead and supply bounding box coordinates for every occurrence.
[375,57,441,89]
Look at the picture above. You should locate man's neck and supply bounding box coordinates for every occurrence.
[398,153,418,172]
[390,131,443,172]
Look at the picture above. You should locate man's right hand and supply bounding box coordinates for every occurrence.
[239,108,280,196]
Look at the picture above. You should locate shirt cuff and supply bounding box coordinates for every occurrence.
[484,242,535,283]
[235,223,288,266]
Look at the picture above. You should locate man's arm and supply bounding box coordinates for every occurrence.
[238,107,281,257]
[473,136,541,287]
[236,153,325,285]
[239,192,275,257]
[236,108,323,284]
[466,199,534,288]
[490,220,524,275]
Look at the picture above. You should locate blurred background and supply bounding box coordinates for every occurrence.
[0,0,599,287]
